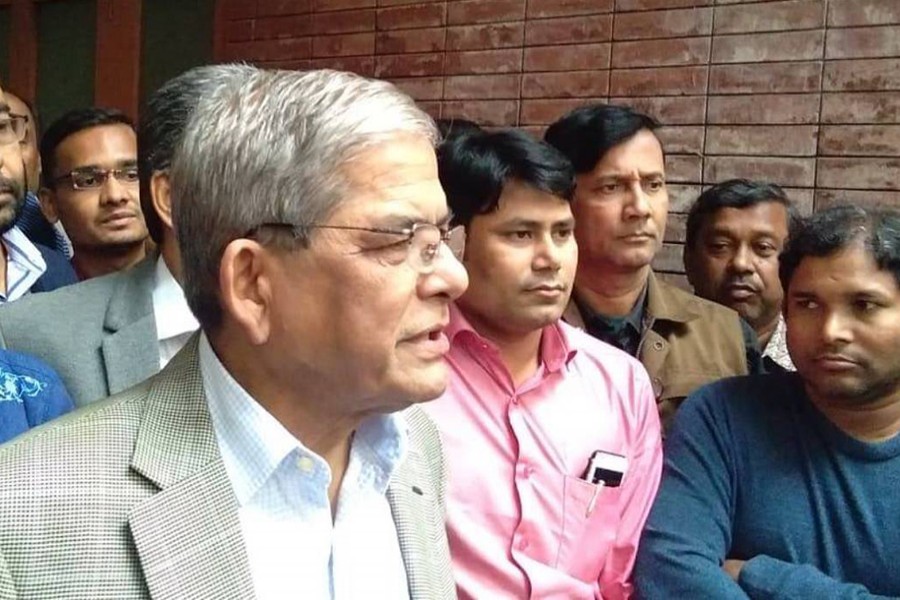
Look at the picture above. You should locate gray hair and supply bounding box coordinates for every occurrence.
[170,66,439,331]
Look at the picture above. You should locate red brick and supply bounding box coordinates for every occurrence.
[254,15,313,39]
[613,7,713,40]
[828,0,900,27]
[447,0,525,25]
[667,154,702,183]
[656,126,705,154]
[817,157,900,189]
[821,92,900,124]
[816,188,900,211]
[611,37,710,68]
[308,56,374,75]
[378,0,442,5]
[388,76,443,100]
[443,99,520,126]
[819,125,900,156]
[707,93,821,124]
[313,0,373,9]
[524,43,610,72]
[444,48,522,75]
[221,0,256,19]
[705,156,816,187]
[705,125,818,156]
[712,30,824,63]
[668,183,703,212]
[520,98,605,125]
[826,26,900,60]
[446,23,523,51]
[653,243,685,273]
[226,37,312,62]
[608,96,707,125]
[376,28,445,54]
[226,19,254,42]
[527,0,613,19]
[525,15,613,46]
[418,101,442,120]
[377,4,445,30]
[260,58,312,70]
[444,74,521,99]
[824,58,900,91]
[374,53,443,78]
[609,65,707,96]
[313,33,374,57]
[313,9,375,34]
[616,0,712,9]
[521,71,609,98]
[257,0,311,16]
[784,188,816,215]
[710,61,822,93]
[714,0,825,34]
[665,212,688,243]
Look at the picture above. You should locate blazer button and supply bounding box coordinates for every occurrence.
[652,341,664,351]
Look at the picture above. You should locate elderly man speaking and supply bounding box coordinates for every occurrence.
[0,66,467,600]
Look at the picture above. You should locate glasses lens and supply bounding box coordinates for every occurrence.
[410,224,445,273]
[0,118,16,145]
[71,170,105,189]
[116,166,140,184]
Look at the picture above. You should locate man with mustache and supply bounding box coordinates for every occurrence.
[684,179,797,371]
[546,104,758,429]
[635,206,900,598]
[0,84,76,303]
[426,128,662,599]
[38,107,148,280]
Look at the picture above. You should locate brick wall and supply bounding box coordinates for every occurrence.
[216,0,900,282]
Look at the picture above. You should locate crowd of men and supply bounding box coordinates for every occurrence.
[0,64,897,599]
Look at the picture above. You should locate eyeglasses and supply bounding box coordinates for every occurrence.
[246,222,453,275]
[52,166,140,190]
[0,114,27,146]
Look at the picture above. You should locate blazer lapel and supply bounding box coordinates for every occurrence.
[128,337,256,600]
[102,256,160,395]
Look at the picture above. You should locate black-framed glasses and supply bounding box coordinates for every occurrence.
[52,165,140,190]
[0,114,27,146]
[246,222,453,274]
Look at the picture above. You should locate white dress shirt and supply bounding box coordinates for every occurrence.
[200,334,411,600]
[1,226,46,303]
[151,257,199,368]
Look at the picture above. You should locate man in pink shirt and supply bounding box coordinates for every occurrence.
[425,128,663,599]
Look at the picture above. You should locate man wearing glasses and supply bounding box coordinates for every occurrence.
[0,83,76,303]
[0,67,466,599]
[38,107,148,280]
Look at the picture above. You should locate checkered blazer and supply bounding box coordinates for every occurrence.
[0,337,457,599]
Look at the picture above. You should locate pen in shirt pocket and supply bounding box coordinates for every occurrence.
[582,450,627,517]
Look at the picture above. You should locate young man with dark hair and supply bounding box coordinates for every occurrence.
[546,104,758,428]
[684,179,799,370]
[426,128,662,599]
[635,205,900,598]
[39,107,147,279]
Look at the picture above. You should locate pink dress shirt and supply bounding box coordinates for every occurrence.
[425,304,663,600]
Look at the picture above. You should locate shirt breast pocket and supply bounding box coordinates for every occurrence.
[557,474,623,583]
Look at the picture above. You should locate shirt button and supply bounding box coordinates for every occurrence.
[518,537,529,551]
[511,395,519,404]
[525,466,534,478]
[297,455,316,473]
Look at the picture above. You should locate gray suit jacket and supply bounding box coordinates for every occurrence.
[0,338,456,599]
[0,256,159,407]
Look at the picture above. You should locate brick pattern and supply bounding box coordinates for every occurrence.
[216,0,900,281]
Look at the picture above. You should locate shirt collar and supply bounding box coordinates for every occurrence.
[152,256,199,341]
[574,282,647,336]
[1,226,47,302]
[200,333,409,506]
[448,302,577,372]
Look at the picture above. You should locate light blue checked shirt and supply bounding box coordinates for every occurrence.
[1,226,46,303]
[200,334,411,600]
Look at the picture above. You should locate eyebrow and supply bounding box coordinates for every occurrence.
[71,159,138,171]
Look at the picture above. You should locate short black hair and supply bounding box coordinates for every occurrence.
[435,117,481,142]
[685,179,800,250]
[438,128,575,228]
[779,205,900,292]
[40,107,134,188]
[543,103,661,174]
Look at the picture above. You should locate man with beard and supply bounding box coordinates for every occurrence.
[684,180,798,371]
[0,85,76,303]
[635,205,900,598]
[426,128,662,599]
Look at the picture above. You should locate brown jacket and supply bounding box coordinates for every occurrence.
[564,271,747,428]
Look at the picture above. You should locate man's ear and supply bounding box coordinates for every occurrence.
[218,239,274,346]
[150,171,173,229]
[37,187,59,224]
